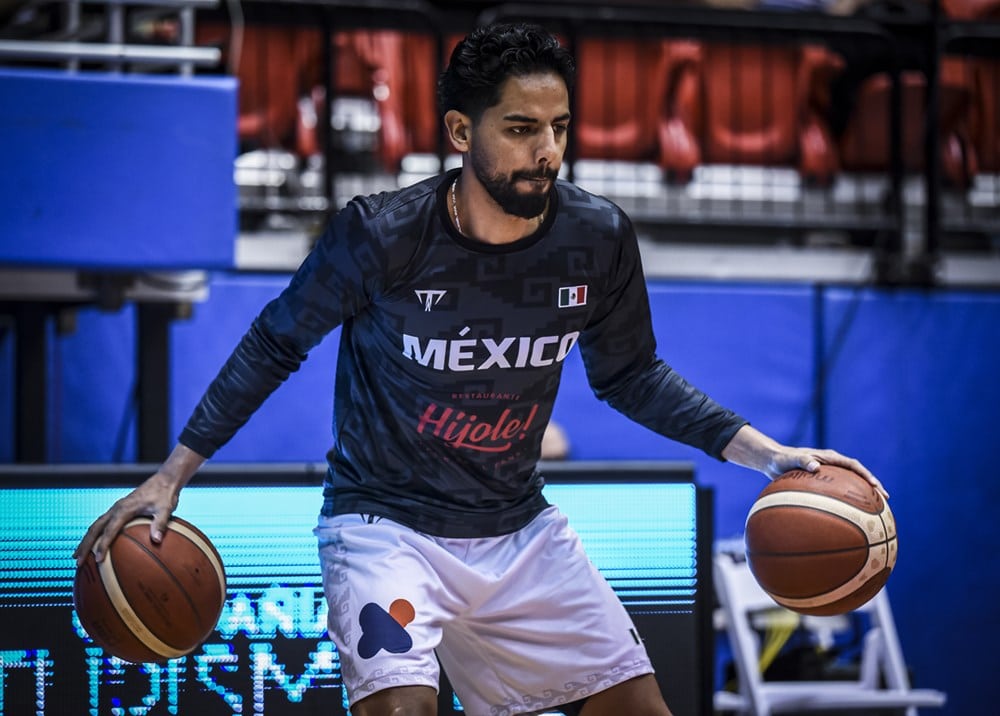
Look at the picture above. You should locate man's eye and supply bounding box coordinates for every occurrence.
[510,126,530,135]
[554,125,569,135]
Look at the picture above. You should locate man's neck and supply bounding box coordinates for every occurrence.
[452,173,547,245]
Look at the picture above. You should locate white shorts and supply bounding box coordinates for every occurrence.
[315,505,654,716]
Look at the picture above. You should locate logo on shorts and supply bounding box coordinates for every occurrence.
[358,598,415,659]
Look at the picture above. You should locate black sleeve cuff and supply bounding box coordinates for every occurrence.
[178,429,219,460]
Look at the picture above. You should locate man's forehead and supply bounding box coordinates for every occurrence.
[491,72,570,118]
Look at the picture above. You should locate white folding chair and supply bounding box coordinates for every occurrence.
[713,550,947,716]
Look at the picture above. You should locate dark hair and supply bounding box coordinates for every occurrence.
[437,23,575,120]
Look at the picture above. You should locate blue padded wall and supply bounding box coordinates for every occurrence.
[13,305,138,462]
[822,288,1000,716]
[55,306,137,461]
[0,306,135,463]
[169,273,341,462]
[0,68,237,269]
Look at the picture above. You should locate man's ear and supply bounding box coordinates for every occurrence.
[444,110,471,153]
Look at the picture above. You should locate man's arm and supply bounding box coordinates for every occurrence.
[721,424,889,499]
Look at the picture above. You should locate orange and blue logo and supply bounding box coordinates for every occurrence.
[358,599,415,659]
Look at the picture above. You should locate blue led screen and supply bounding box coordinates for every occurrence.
[0,468,709,715]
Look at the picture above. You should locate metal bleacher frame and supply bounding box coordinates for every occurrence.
[0,0,221,71]
[480,1,1000,288]
[200,0,1000,288]
[478,2,919,284]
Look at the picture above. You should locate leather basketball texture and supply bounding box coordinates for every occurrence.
[73,516,226,663]
[745,465,897,616]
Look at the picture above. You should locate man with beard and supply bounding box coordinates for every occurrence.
[75,22,885,716]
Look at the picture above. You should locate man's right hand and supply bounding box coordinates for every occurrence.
[72,445,205,565]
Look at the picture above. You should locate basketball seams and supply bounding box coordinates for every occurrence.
[120,532,208,635]
[878,502,898,540]
[159,518,228,606]
[765,471,882,514]
[122,517,227,628]
[765,543,891,609]
[747,505,873,556]
[748,541,871,558]
[97,546,190,660]
[747,492,890,546]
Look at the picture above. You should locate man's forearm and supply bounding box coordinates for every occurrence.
[721,424,809,475]
[157,443,207,494]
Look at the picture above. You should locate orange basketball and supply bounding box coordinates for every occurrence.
[745,465,896,616]
[73,515,226,663]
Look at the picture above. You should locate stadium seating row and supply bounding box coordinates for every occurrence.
[197,2,999,187]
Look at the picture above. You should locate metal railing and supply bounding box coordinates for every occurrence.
[0,0,221,73]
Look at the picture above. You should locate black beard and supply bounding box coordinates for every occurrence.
[470,147,556,219]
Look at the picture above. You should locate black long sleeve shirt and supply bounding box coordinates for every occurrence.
[180,170,747,537]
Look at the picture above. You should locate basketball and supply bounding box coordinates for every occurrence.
[745,465,896,616]
[73,515,227,663]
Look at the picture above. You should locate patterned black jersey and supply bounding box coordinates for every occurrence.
[180,170,747,537]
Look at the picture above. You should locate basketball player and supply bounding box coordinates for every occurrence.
[75,23,886,716]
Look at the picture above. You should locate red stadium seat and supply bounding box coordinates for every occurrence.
[837,62,978,187]
[299,30,407,162]
[968,60,1000,172]
[837,0,997,186]
[336,31,462,173]
[942,0,1000,18]
[574,38,700,171]
[661,42,844,185]
[943,0,1000,174]
[196,22,323,154]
